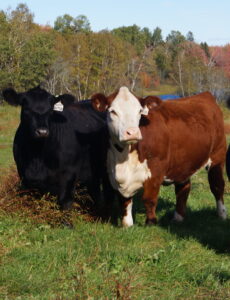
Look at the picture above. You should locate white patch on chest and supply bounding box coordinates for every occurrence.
[107,145,152,198]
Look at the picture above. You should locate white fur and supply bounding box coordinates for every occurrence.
[163,176,174,185]
[122,201,133,227]
[107,145,151,198]
[53,101,63,112]
[217,200,227,220]
[173,211,184,222]
[204,158,212,171]
[107,87,147,142]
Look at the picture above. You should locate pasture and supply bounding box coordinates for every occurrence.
[1,102,230,299]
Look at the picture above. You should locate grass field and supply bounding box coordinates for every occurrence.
[1,102,230,299]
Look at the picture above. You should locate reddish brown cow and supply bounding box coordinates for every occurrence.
[91,87,227,227]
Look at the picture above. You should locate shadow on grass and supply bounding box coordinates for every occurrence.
[155,198,230,254]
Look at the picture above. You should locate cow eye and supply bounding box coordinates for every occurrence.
[110,110,118,116]
[139,108,145,115]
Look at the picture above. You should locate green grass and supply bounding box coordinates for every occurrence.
[0,103,19,172]
[143,84,178,97]
[1,103,230,299]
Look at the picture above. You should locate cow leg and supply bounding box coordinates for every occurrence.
[208,164,227,219]
[58,172,76,210]
[143,181,161,225]
[173,180,191,222]
[119,195,133,227]
[86,179,101,206]
[101,175,116,222]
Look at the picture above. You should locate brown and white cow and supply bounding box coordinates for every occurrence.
[91,87,227,227]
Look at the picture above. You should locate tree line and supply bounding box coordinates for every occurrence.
[0,3,230,100]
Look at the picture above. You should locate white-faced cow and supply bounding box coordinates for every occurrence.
[2,86,108,209]
[91,87,227,227]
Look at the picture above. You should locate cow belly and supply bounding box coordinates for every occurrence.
[166,156,213,183]
[108,149,151,198]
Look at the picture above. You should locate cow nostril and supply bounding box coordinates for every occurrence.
[35,128,49,137]
[126,128,137,136]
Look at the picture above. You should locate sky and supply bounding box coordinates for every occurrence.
[1,0,230,46]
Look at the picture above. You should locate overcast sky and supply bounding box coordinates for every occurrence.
[1,0,230,46]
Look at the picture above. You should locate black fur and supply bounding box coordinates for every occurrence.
[2,86,109,209]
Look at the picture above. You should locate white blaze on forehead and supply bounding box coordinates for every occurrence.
[108,87,144,142]
[111,87,142,114]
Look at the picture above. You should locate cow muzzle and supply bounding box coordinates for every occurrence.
[35,128,49,138]
[121,127,142,143]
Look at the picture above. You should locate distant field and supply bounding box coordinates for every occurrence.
[1,101,230,299]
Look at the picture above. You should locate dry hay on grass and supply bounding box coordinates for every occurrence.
[0,167,99,227]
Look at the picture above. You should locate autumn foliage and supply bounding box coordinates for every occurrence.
[0,3,229,99]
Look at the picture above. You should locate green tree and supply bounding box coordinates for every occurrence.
[19,31,55,89]
[112,25,147,53]
[151,27,163,47]
[54,14,91,34]
[73,15,91,33]
[141,27,152,47]
[186,31,194,42]
[0,4,56,91]
[166,30,185,48]
[200,42,210,58]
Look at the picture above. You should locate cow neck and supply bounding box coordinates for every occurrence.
[108,135,126,153]
[110,139,137,157]
[114,143,125,153]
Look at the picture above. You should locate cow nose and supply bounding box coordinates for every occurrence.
[123,127,142,141]
[35,128,49,137]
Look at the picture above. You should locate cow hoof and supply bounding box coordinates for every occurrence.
[145,218,157,226]
[59,202,73,210]
[172,211,184,222]
[217,201,227,220]
[121,219,134,227]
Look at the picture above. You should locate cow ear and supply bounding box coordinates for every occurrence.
[91,93,109,112]
[2,88,22,106]
[140,95,162,112]
[56,94,75,108]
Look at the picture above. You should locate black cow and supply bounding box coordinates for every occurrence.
[2,86,108,209]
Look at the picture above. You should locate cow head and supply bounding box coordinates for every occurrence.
[91,87,159,147]
[2,86,75,139]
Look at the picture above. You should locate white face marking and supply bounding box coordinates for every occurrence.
[108,87,148,143]
[217,200,227,220]
[122,201,133,227]
[107,147,151,198]
[173,211,184,222]
[53,101,63,111]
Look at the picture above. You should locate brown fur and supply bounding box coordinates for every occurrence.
[138,92,226,223]
[92,91,226,225]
